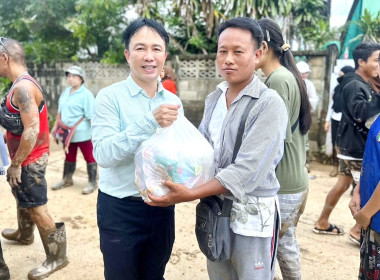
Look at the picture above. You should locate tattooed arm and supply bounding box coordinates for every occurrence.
[6,83,40,187]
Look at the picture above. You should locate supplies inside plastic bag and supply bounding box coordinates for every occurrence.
[135,113,214,201]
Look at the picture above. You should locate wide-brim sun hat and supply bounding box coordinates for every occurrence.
[296,61,311,74]
[65,65,86,81]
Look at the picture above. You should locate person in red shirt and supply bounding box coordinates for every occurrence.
[0,38,68,280]
[160,65,178,94]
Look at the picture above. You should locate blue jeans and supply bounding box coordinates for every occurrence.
[97,191,175,280]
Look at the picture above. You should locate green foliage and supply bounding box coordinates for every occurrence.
[0,0,78,63]
[222,0,292,19]
[0,78,11,98]
[292,0,326,27]
[68,0,129,61]
[48,113,56,131]
[351,9,380,43]
[301,19,341,49]
[0,0,336,63]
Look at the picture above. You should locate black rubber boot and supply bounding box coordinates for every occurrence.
[52,161,76,190]
[2,208,35,245]
[82,163,98,195]
[0,241,10,280]
[27,223,69,280]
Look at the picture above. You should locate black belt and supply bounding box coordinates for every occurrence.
[123,196,143,202]
[98,190,144,202]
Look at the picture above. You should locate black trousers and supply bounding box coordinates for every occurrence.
[97,191,175,280]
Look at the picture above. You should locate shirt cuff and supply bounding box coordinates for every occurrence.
[215,171,245,201]
[134,111,160,136]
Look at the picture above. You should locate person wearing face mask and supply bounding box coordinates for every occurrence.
[51,66,97,195]
[325,66,355,177]
[315,43,380,246]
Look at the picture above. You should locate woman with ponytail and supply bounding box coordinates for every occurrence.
[256,18,312,280]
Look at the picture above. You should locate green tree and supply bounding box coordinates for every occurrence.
[0,0,78,63]
[289,0,328,49]
[301,19,341,49]
[351,9,380,43]
[68,0,129,62]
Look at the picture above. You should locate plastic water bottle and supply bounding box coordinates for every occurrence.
[343,47,349,59]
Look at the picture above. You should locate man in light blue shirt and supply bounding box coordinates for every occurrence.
[91,18,182,280]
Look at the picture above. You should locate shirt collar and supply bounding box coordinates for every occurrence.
[216,75,261,100]
[127,74,164,97]
[70,84,85,95]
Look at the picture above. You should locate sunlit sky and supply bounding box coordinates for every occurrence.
[330,0,355,28]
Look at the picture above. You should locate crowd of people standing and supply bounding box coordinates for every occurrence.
[0,16,379,280]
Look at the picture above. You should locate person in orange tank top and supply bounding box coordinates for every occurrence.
[0,38,68,280]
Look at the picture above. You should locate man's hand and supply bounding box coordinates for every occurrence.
[354,210,371,230]
[6,164,22,188]
[324,121,330,132]
[153,104,180,127]
[349,185,361,216]
[146,180,193,207]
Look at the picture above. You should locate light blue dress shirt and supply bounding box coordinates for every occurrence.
[58,85,94,143]
[92,75,183,199]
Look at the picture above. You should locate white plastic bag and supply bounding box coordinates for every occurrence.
[134,114,214,201]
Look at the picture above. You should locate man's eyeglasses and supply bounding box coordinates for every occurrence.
[0,37,9,56]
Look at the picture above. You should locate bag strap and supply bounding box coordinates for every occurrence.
[231,96,258,163]
[221,198,233,216]
[291,118,299,134]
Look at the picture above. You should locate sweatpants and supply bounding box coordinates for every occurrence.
[207,208,279,280]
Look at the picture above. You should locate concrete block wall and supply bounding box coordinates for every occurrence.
[26,51,334,153]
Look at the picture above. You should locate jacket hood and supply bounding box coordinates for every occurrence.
[337,72,366,87]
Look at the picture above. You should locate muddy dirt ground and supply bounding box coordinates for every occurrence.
[0,140,360,279]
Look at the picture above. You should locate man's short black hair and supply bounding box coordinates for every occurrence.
[352,42,380,69]
[122,18,169,51]
[217,17,263,50]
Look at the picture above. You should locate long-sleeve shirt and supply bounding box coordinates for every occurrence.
[326,91,342,122]
[199,76,287,237]
[58,85,94,143]
[199,75,287,201]
[305,79,319,112]
[91,75,183,198]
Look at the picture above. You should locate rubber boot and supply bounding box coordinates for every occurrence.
[2,208,35,245]
[82,163,98,195]
[27,223,69,280]
[52,161,75,190]
[0,241,10,280]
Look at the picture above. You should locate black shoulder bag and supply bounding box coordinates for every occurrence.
[195,96,258,262]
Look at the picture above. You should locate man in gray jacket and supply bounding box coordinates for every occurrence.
[148,17,287,280]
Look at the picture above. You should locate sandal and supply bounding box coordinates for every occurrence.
[313,224,344,235]
[349,234,360,246]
